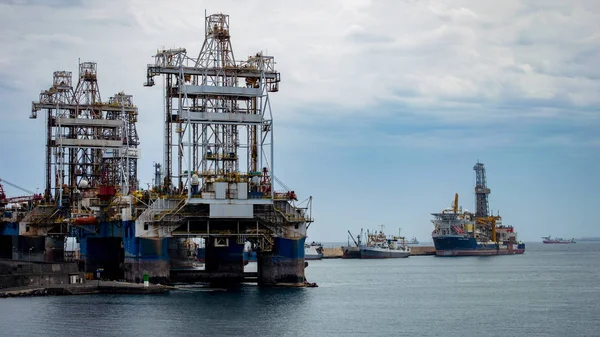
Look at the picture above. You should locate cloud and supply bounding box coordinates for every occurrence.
[0,0,83,7]
[0,0,599,182]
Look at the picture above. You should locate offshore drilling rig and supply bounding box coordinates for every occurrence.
[140,13,313,286]
[18,62,142,280]
[1,12,313,287]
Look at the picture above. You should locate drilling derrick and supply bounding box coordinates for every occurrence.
[142,13,313,287]
[106,92,140,193]
[473,161,501,242]
[26,61,144,279]
[71,62,106,193]
[30,70,74,201]
[473,162,490,218]
[30,62,139,228]
[143,13,281,197]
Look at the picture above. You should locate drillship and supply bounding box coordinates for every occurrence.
[431,163,525,256]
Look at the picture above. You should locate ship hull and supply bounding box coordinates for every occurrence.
[360,247,409,259]
[433,236,525,256]
[304,254,323,260]
[341,246,361,259]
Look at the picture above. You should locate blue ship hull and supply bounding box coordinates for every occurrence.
[433,235,525,256]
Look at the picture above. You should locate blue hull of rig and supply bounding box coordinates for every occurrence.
[1,222,50,261]
[72,220,169,283]
[2,220,308,285]
[257,236,306,286]
[1,220,169,283]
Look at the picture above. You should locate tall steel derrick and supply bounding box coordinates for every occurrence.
[105,92,140,194]
[31,62,139,205]
[144,13,280,197]
[473,162,490,218]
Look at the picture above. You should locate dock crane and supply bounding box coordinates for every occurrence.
[347,229,363,247]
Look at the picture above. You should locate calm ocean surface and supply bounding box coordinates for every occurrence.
[1,242,599,337]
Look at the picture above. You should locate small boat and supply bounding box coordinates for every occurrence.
[305,242,323,260]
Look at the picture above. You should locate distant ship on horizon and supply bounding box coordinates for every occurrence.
[573,237,600,242]
[542,236,576,244]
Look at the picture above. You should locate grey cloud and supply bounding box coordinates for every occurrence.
[345,30,395,44]
[0,78,21,92]
[25,33,85,46]
[0,0,83,7]
[1,0,599,139]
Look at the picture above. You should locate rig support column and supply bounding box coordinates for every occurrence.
[123,237,170,284]
[258,237,306,287]
[204,236,244,285]
[44,236,65,262]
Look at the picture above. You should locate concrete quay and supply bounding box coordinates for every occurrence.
[0,280,172,298]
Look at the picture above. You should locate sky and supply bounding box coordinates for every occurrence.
[0,0,599,242]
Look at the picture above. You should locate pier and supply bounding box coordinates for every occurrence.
[321,246,436,258]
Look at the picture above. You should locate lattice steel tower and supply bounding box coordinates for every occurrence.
[31,62,140,204]
[473,162,491,217]
[144,13,280,197]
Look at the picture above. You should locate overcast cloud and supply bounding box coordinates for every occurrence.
[0,0,599,241]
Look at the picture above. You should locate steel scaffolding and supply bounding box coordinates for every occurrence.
[31,62,140,205]
[144,13,280,200]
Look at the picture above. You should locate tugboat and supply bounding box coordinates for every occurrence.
[360,226,410,259]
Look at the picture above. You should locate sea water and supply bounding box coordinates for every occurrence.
[0,242,598,337]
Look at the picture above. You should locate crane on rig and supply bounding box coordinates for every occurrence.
[0,177,43,207]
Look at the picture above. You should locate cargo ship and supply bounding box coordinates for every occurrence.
[432,163,525,256]
[360,228,410,259]
[542,236,575,244]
